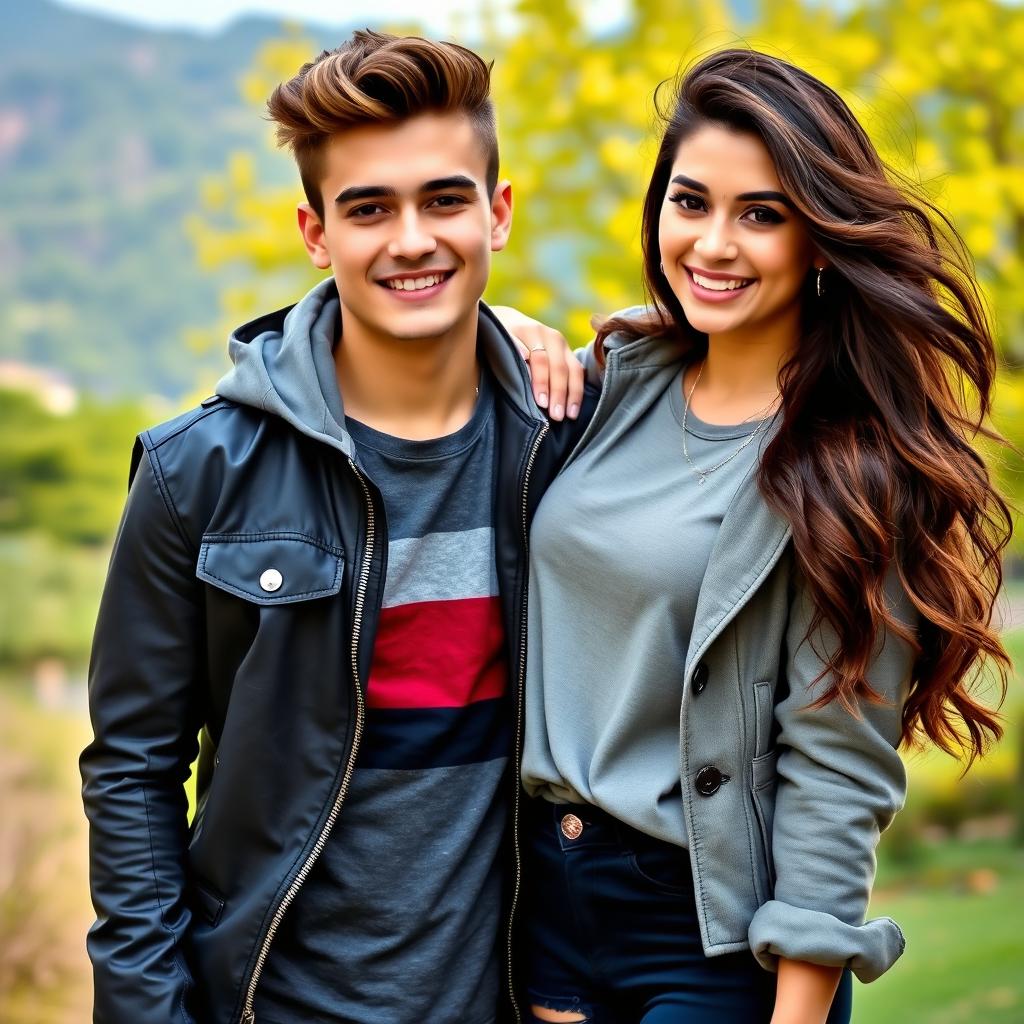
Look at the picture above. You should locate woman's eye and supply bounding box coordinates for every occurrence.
[746,206,784,225]
[668,192,706,211]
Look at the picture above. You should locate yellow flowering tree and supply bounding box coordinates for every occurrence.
[189,0,1024,525]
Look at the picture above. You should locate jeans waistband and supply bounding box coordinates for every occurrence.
[526,796,685,855]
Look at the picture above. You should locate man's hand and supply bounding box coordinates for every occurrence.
[490,305,584,421]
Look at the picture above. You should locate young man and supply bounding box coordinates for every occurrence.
[81,31,592,1024]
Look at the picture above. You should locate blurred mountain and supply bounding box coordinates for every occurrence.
[0,0,353,400]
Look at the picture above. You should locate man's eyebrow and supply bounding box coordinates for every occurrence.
[334,176,479,206]
[335,184,397,205]
[421,175,479,194]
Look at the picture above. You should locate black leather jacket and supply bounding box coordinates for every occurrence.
[81,294,596,1024]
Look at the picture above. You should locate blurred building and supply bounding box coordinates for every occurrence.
[0,359,78,415]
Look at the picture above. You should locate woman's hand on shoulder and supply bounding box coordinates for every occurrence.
[490,305,584,421]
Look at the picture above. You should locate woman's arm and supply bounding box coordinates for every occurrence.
[748,566,917,990]
[770,959,844,1024]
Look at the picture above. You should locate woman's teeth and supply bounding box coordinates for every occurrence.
[385,273,446,291]
[691,271,752,291]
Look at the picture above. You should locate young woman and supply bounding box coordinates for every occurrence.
[497,48,1010,1024]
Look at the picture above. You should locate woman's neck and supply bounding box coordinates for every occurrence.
[684,330,795,426]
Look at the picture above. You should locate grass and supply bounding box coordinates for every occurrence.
[855,839,1024,1023]
[0,683,93,1024]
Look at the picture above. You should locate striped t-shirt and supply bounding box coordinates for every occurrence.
[255,370,508,1024]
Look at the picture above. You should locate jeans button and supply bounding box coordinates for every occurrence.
[560,814,584,840]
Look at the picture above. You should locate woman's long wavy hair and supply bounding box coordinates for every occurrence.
[600,48,1012,765]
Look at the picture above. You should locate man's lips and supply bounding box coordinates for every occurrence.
[376,270,455,293]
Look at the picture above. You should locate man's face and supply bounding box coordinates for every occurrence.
[298,112,511,346]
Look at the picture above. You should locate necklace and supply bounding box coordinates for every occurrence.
[681,361,780,485]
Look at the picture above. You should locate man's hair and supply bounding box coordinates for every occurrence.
[267,29,499,219]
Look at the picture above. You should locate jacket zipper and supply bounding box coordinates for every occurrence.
[505,420,548,1024]
[239,458,376,1024]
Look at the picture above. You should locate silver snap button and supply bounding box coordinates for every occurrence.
[560,814,584,840]
[259,568,283,592]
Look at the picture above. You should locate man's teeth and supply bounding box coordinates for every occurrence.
[385,273,446,291]
[692,271,751,291]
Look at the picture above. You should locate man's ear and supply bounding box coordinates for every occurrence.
[489,180,513,253]
[297,203,331,269]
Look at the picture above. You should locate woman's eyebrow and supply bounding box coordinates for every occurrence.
[670,174,708,193]
[669,175,794,209]
[736,190,794,208]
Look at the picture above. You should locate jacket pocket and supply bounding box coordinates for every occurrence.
[188,877,225,928]
[751,748,779,895]
[196,531,344,605]
[752,679,774,755]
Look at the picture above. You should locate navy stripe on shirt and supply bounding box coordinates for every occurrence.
[358,697,512,770]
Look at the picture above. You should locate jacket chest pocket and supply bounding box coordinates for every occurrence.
[196,531,345,605]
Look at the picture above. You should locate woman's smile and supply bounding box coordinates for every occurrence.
[685,266,757,303]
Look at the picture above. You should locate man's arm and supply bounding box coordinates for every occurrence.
[80,437,203,1024]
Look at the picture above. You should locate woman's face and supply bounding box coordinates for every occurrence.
[658,123,821,343]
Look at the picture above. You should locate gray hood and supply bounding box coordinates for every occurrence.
[214,276,543,459]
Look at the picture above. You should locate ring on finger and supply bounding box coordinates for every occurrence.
[530,344,546,352]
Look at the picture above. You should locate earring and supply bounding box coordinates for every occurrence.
[660,261,665,275]
[816,267,824,297]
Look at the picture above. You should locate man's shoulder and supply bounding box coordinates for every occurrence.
[141,394,250,453]
[132,396,271,504]
[534,382,599,479]
[141,393,234,446]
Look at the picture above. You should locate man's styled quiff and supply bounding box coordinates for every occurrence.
[267,30,499,219]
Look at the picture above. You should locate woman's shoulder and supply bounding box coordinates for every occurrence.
[598,304,668,349]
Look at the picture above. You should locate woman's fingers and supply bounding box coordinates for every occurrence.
[526,337,551,410]
[538,330,584,421]
[489,306,582,419]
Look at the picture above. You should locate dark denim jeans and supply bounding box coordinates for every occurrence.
[524,798,852,1024]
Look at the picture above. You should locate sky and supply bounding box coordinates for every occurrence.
[54,0,630,35]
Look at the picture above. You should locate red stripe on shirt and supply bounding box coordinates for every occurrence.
[367,595,507,709]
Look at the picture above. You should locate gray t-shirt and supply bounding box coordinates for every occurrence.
[256,371,507,1024]
[521,362,773,847]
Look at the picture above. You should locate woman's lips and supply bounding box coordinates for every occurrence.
[684,267,756,304]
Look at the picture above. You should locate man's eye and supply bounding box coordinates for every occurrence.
[429,195,466,209]
[350,204,386,218]
[667,192,706,211]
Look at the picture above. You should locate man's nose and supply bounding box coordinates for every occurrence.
[388,209,438,261]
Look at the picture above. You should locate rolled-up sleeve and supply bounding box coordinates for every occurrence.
[747,567,917,982]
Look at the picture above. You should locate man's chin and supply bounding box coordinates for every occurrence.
[375,307,479,343]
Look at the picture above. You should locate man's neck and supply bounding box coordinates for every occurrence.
[334,308,480,441]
